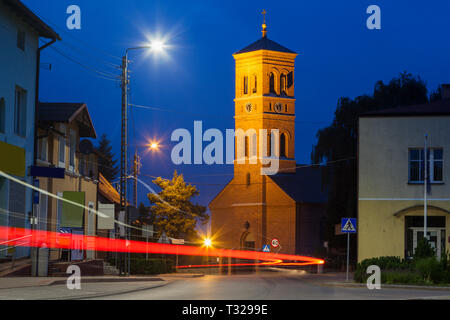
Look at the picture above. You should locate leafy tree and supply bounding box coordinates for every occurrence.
[96,133,119,181]
[147,171,208,240]
[312,72,431,249]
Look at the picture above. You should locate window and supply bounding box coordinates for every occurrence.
[37,137,48,162]
[269,73,275,94]
[69,130,76,171]
[245,136,249,157]
[14,87,27,137]
[0,98,5,133]
[17,29,25,51]
[280,133,287,158]
[409,148,444,183]
[280,74,287,95]
[253,75,257,93]
[243,76,248,95]
[246,173,251,186]
[58,125,66,168]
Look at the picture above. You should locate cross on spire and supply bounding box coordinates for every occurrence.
[261,9,268,38]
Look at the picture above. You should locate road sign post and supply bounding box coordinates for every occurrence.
[341,218,357,281]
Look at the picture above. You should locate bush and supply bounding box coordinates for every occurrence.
[130,258,174,275]
[414,239,435,260]
[416,257,445,284]
[354,256,411,283]
[382,271,424,285]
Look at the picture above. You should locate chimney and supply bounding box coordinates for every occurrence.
[442,84,450,100]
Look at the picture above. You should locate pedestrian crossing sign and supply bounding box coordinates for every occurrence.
[341,218,357,233]
[262,245,270,252]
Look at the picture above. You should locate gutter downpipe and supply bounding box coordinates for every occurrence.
[32,38,57,277]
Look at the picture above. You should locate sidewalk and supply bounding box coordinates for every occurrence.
[0,273,203,290]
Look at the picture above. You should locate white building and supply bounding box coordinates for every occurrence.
[0,0,59,259]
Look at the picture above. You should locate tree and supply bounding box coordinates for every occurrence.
[312,72,431,249]
[147,171,208,240]
[96,133,119,181]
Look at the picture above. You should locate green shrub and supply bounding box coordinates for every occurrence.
[414,239,435,260]
[382,271,424,285]
[130,258,174,275]
[354,256,411,283]
[416,257,444,284]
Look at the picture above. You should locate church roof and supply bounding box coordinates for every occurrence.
[235,36,296,55]
[269,166,328,204]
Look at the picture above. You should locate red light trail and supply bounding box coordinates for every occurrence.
[0,227,324,268]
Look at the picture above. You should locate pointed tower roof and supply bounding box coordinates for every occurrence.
[235,36,296,55]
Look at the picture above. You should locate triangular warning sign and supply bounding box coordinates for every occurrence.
[343,219,356,232]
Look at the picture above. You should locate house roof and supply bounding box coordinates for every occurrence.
[99,173,120,205]
[38,102,97,138]
[235,36,296,55]
[2,0,60,40]
[360,98,450,118]
[269,166,328,204]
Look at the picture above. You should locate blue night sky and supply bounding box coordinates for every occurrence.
[24,0,450,213]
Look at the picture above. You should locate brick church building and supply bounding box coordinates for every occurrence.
[209,21,328,256]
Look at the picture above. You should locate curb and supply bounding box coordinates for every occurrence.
[47,281,171,300]
[50,277,164,286]
[324,281,450,291]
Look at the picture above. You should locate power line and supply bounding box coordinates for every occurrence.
[129,102,329,125]
[47,45,121,81]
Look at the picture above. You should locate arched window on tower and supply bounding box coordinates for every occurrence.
[243,76,248,95]
[280,74,287,96]
[245,136,249,157]
[280,133,287,158]
[269,73,275,94]
[267,132,272,157]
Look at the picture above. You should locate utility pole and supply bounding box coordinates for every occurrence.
[133,150,141,208]
[120,55,128,276]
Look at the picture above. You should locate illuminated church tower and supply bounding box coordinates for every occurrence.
[210,12,327,256]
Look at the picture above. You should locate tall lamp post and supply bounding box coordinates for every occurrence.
[120,41,166,276]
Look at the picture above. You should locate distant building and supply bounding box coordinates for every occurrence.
[37,102,98,261]
[358,85,450,261]
[210,24,327,255]
[0,0,59,259]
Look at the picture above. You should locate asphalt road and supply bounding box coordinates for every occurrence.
[87,271,450,300]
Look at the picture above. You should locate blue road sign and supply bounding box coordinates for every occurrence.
[262,245,270,252]
[341,218,357,233]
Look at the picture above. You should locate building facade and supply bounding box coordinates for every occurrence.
[37,102,99,261]
[210,24,327,255]
[358,88,450,262]
[0,0,59,259]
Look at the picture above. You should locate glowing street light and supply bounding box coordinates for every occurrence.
[149,142,159,150]
[203,238,212,248]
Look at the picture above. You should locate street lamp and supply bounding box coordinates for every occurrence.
[120,40,167,276]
